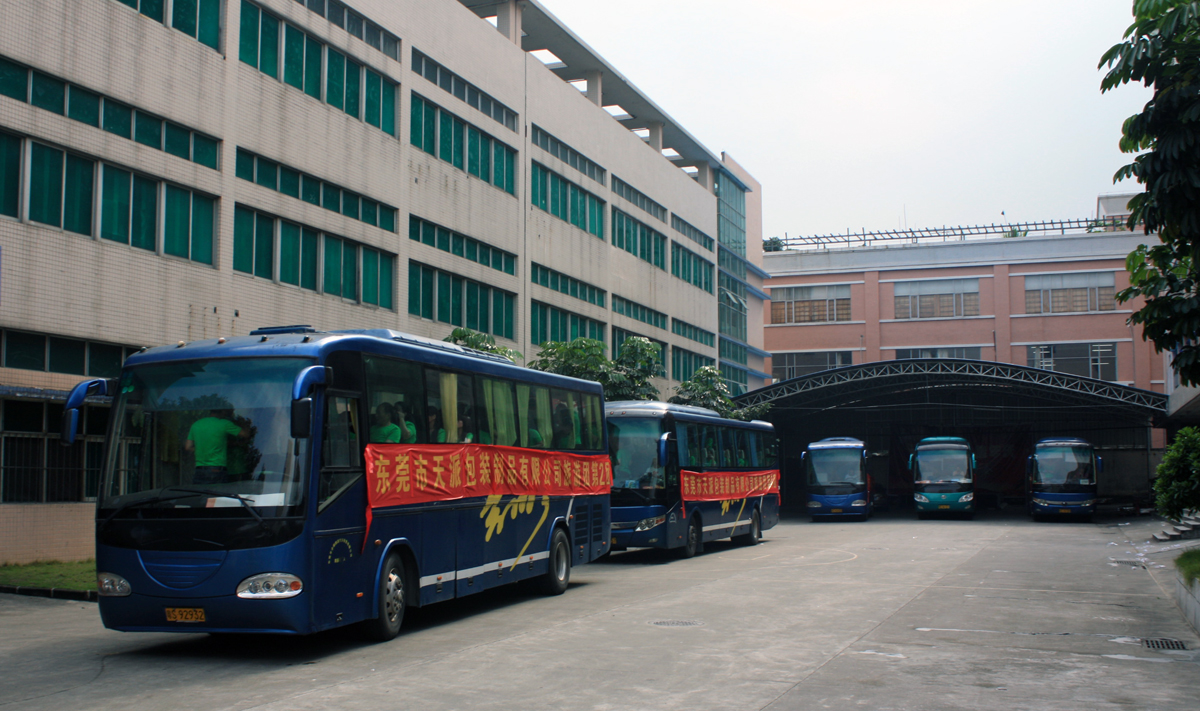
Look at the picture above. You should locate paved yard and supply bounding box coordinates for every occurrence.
[1,510,1196,711]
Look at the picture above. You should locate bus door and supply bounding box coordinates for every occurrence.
[420,369,466,604]
[313,391,371,629]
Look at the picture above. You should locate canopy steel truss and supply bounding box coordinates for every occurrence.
[784,218,1124,249]
[735,359,1167,422]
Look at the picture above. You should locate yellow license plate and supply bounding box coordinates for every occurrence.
[1059,508,1072,514]
[165,607,206,623]
[831,508,842,513]
[938,504,951,509]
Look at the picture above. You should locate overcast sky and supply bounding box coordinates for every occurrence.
[535,0,1152,242]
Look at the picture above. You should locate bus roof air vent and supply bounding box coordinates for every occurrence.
[249,325,318,335]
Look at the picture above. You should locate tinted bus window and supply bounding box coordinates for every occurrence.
[517,384,552,448]
[732,429,750,467]
[424,370,476,443]
[747,431,763,467]
[550,388,577,450]
[700,426,718,467]
[763,432,778,467]
[320,395,361,510]
[580,394,603,450]
[479,377,518,446]
[676,422,696,468]
[364,356,424,444]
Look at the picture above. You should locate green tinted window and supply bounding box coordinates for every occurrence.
[100,165,131,243]
[103,101,132,139]
[235,148,254,181]
[6,332,46,371]
[197,0,220,49]
[233,205,255,273]
[172,0,198,38]
[326,49,345,111]
[304,36,322,99]
[49,337,86,375]
[238,0,260,66]
[259,12,279,78]
[164,123,191,159]
[30,72,64,114]
[344,58,361,118]
[67,86,100,126]
[301,174,320,204]
[279,166,300,197]
[134,112,162,148]
[301,228,318,290]
[0,132,20,218]
[192,135,218,169]
[279,222,301,285]
[0,58,27,101]
[283,24,304,89]
[254,212,273,278]
[323,235,341,295]
[63,154,94,236]
[131,175,157,251]
[88,343,123,378]
[164,185,190,257]
[191,194,213,264]
[28,143,64,228]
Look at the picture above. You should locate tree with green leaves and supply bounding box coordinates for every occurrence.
[443,327,522,362]
[1154,426,1200,520]
[1100,0,1200,385]
[529,337,661,401]
[763,236,786,252]
[669,366,771,422]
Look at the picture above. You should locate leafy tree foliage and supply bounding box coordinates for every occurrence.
[1154,426,1200,520]
[528,337,661,402]
[443,327,522,362]
[763,236,786,252]
[668,366,771,421]
[1100,0,1200,385]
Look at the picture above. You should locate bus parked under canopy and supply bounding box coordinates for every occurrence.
[1027,437,1101,520]
[909,437,975,519]
[803,437,872,521]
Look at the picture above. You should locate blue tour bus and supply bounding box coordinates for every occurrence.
[61,327,611,639]
[910,436,976,519]
[802,437,872,521]
[605,401,780,557]
[1027,437,1102,520]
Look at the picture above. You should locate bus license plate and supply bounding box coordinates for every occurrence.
[831,508,842,513]
[938,505,951,509]
[165,607,206,623]
[1059,508,1072,514]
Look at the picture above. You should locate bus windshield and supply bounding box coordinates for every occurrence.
[914,447,971,484]
[100,357,313,517]
[1034,446,1094,487]
[808,449,864,486]
[609,417,664,493]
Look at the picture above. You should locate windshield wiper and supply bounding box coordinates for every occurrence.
[99,487,264,530]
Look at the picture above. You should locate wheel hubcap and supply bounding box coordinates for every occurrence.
[384,569,403,623]
[554,543,567,580]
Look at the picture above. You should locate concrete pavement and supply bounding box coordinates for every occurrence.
[1,510,1196,711]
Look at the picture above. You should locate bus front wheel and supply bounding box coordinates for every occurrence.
[364,552,406,641]
[537,528,571,596]
[679,516,702,558]
[733,509,760,546]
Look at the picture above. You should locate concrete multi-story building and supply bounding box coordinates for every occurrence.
[762,202,1163,393]
[0,0,767,562]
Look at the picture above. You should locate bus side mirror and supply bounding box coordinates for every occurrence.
[1026,456,1034,475]
[290,366,331,440]
[907,454,913,470]
[972,454,978,470]
[60,378,112,445]
[800,451,806,461]
[1096,456,1103,474]
[292,398,314,439]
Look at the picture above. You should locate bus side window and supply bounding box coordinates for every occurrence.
[425,370,476,444]
[701,426,718,467]
[675,423,693,468]
[516,384,552,449]
[580,393,603,451]
[363,356,423,444]
[748,431,763,467]
[733,430,749,468]
[550,388,577,450]
[763,432,779,467]
[479,377,518,446]
[319,396,362,510]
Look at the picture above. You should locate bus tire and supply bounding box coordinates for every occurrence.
[733,509,761,546]
[363,552,406,641]
[537,527,571,596]
[679,516,702,558]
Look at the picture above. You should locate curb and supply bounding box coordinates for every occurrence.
[0,585,98,602]
[1178,574,1200,637]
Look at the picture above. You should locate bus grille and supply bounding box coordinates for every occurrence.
[574,504,589,547]
[591,503,604,541]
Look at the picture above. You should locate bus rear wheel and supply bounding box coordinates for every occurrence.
[536,528,571,595]
[733,509,760,546]
[678,516,702,558]
[363,552,406,641]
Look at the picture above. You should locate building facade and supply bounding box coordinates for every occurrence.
[0,0,766,562]
[763,225,1164,393]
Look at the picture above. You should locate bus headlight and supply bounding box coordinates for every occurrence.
[97,572,132,597]
[237,573,303,599]
[1032,498,1051,506]
[913,494,929,503]
[806,501,822,508]
[851,499,867,507]
[959,493,974,503]
[635,515,666,532]
[1078,500,1095,507]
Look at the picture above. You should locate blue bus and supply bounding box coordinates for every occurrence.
[802,437,872,521]
[910,437,975,519]
[61,327,611,639]
[605,402,780,557]
[1027,437,1101,520]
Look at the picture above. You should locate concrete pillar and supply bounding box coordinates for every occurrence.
[694,162,712,190]
[496,0,522,46]
[584,69,602,106]
[863,271,881,363]
[993,264,1011,363]
[647,121,663,152]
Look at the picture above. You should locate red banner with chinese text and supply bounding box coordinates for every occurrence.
[365,444,613,508]
[680,469,780,502]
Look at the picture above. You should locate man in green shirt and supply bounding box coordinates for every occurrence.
[185,410,249,485]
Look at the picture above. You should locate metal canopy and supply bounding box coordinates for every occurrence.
[735,359,1167,423]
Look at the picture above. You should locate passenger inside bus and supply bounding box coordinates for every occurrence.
[185,409,250,485]
[370,403,404,443]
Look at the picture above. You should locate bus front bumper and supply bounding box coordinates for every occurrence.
[610,505,673,549]
[914,493,974,512]
[1030,497,1096,515]
[99,593,311,634]
[807,494,869,518]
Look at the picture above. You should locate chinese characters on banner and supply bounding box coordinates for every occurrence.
[680,469,780,502]
[365,444,614,508]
